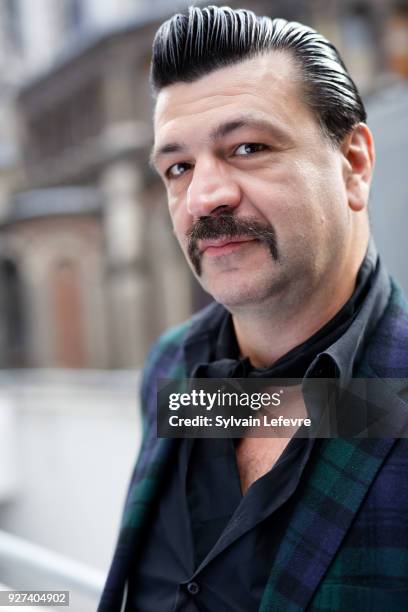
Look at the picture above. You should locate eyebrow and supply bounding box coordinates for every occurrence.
[150,115,290,169]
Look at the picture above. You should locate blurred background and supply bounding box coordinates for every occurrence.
[0,0,406,609]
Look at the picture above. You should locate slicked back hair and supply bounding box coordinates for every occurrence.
[150,5,367,146]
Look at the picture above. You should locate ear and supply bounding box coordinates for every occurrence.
[341,123,375,212]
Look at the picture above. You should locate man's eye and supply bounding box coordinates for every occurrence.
[234,143,266,156]
[166,162,190,179]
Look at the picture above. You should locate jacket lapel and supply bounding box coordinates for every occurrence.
[260,283,408,611]
[98,368,188,610]
[259,436,396,612]
[97,435,179,610]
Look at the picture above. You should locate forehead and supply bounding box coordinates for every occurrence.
[153,52,314,145]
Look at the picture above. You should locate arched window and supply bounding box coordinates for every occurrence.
[51,259,85,368]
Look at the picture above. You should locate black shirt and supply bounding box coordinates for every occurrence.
[125,241,389,611]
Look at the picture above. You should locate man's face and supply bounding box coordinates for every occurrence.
[152,53,363,310]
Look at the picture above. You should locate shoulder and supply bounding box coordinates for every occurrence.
[140,301,223,407]
[385,279,408,317]
[144,301,221,373]
[365,279,408,376]
[140,320,190,403]
[374,279,408,339]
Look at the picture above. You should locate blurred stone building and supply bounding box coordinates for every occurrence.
[0,0,407,368]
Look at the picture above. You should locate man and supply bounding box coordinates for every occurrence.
[99,6,408,611]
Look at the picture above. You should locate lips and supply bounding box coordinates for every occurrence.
[199,236,257,254]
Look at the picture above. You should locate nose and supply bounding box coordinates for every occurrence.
[186,156,241,219]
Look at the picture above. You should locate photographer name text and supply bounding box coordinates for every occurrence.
[168,414,311,428]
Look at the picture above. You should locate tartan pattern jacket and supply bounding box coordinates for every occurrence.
[98,280,408,612]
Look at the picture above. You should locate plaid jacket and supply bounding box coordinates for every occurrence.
[98,280,408,611]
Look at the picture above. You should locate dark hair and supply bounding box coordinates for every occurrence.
[150,5,366,145]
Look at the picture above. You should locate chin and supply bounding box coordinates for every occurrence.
[203,279,280,310]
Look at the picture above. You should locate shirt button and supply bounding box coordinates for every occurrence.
[186,581,200,595]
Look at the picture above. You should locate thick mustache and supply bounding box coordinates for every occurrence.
[186,214,279,276]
